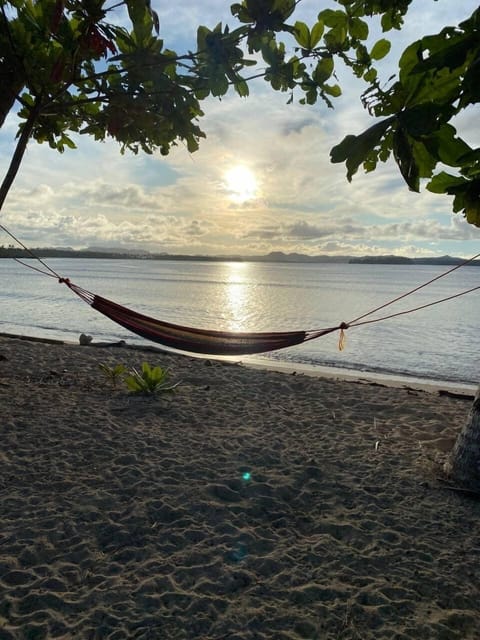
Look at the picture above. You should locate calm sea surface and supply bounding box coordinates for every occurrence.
[1,258,479,385]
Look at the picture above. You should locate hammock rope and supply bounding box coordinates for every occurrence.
[347,252,480,325]
[2,223,479,356]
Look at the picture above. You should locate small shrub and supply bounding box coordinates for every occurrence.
[124,361,179,395]
[99,362,127,388]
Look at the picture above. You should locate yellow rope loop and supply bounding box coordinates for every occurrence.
[338,322,349,351]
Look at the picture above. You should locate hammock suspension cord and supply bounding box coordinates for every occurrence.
[2,222,479,354]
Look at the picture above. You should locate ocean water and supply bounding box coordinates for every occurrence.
[1,257,479,385]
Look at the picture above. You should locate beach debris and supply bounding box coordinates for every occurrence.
[375,440,380,451]
[79,333,93,345]
[438,389,474,401]
[436,478,480,500]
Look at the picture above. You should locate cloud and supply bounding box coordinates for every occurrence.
[73,181,164,210]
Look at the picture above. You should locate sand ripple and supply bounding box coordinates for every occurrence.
[1,336,479,639]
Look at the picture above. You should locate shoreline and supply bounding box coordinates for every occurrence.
[242,357,478,397]
[1,330,476,397]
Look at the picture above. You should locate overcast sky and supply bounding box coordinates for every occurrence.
[1,0,479,257]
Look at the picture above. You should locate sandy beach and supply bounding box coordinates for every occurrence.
[1,334,480,639]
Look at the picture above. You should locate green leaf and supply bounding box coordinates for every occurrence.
[381,13,393,32]
[319,9,347,29]
[187,133,203,154]
[393,128,419,192]
[197,25,210,51]
[364,157,377,173]
[310,21,324,48]
[230,3,252,24]
[126,0,154,45]
[425,124,472,167]
[349,17,368,41]
[465,205,480,227]
[234,79,249,97]
[312,57,333,85]
[427,172,466,194]
[293,21,310,48]
[305,88,318,105]
[210,74,229,97]
[323,83,341,98]
[370,39,391,60]
[330,119,392,181]
[60,135,76,150]
[124,361,176,394]
[398,104,442,137]
[413,32,474,74]
[324,25,348,51]
[411,138,437,181]
[330,135,357,163]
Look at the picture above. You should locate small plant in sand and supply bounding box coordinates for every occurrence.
[98,362,127,388]
[125,361,179,395]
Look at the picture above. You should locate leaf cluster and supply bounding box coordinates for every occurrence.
[1,0,207,154]
[125,361,179,394]
[330,7,480,224]
[0,0,410,153]
[229,0,403,108]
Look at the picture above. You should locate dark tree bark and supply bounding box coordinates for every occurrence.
[0,75,23,129]
[0,9,24,128]
[0,98,41,211]
[444,388,480,490]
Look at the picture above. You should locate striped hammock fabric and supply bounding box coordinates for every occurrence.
[65,281,340,356]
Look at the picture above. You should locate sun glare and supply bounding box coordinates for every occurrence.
[224,165,257,203]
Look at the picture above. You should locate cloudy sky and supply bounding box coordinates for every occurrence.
[1,0,479,257]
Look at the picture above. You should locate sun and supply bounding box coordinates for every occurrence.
[224,165,257,203]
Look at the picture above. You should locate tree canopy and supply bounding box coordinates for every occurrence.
[0,0,479,222]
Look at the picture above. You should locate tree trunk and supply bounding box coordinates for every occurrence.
[444,387,480,490]
[0,97,41,212]
[0,76,23,129]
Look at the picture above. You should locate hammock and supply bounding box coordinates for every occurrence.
[5,223,480,358]
[64,280,341,356]
[61,270,480,356]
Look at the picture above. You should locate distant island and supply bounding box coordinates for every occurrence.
[347,254,478,266]
[0,246,478,266]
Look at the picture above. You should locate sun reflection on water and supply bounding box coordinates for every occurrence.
[224,262,251,331]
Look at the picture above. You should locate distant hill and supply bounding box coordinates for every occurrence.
[255,251,350,263]
[348,255,479,266]
[84,245,152,255]
[0,246,477,266]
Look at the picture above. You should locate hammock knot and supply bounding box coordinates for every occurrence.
[338,322,349,351]
[58,277,70,285]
